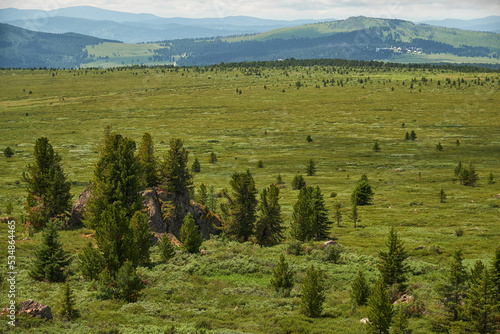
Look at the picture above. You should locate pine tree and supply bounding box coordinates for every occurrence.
[333,202,342,227]
[458,161,479,186]
[276,174,284,185]
[78,241,104,281]
[270,254,294,297]
[366,280,393,334]
[197,183,208,206]
[191,157,201,173]
[311,186,331,238]
[351,174,374,206]
[161,138,193,197]
[255,184,284,246]
[85,133,143,229]
[464,270,499,334]
[436,142,443,151]
[441,249,469,322]
[392,306,411,334]
[291,174,306,190]
[23,137,72,228]
[130,211,154,266]
[454,161,463,177]
[158,233,176,262]
[439,189,447,203]
[30,220,71,282]
[470,260,485,287]
[377,227,409,292]
[59,279,79,321]
[405,132,410,141]
[300,265,325,318]
[115,260,144,302]
[351,270,370,307]
[487,172,495,185]
[138,132,160,187]
[306,159,316,176]
[491,246,500,301]
[220,170,258,241]
[180,213,202,253]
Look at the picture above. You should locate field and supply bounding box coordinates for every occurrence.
[0,62,499,333]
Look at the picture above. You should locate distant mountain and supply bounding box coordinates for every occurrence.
[420,16,500,33]
[0,7,326,43]
[0,23,120,68]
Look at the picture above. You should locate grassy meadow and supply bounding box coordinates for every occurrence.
[0,63,499,333]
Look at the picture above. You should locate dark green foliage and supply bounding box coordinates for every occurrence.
[4,146,14,157]
[23,137,72,228]
[197,183,208,206]
[207,185,218,213]
[439,189,447,203]
[78,241,104,281]
[405,132,410,141]
[351,174,374,206]
[29,220,71,282]
[59,279,80,321]
[290,186,331,241]
[306,159,316,176]
[257,160,264,168]
[270,254,294,297]
[85,133,143,229]
[350,270,370,307]
[96,268,115,300]
[158,233,176,262]
[221,170,258,242]
[324,243,343,264]
[5,202,13,216]
[191,157,201,173]
[306,135,313,142]
[436,142,443,151]
[454,161,463,176]
[286,240,303,256]
[487,172,495,185]
[373,140,381,152]
[457,161,479,186]
[138,132,160,187]
[366,280,393,334]
[255,184,285,246]
[292,174,306,190]
[470,260,486,287]
[491,246,500,301]
[276,174,284,185]
[208,152,218,163]
[333,202,342,227]
[130,211,154,266]
[94,202,134,275]
[180,213,202,253]
[115,261,144,302]
[410,130,417,141]
[464,270,499,334]
[350,203,359,228]
[300,265,325,318]
[161,138,193,196]
[377,227,409,292]
[392,306,411,334]
[441,249,469,322]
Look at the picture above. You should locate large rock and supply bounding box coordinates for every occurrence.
[17,299,52,319]
[67,184,92,227]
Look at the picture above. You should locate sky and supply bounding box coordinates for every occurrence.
[1,0,499,21]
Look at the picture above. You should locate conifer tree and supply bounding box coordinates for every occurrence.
[138,132,160,187]
[366,280,393,334]
[351,270,370,307]
[373,140,381,152]
[197,183,208,206]
[351,174,374,206]
[300,265,325,318]
[457,161,478,186]
[377,227,409,292]
[487,172,495,185]
[78,241,104,281]
[30,220,71,282]
[59,279,80,321]
[350,203,359,228]
[4,146,14,158]
[115,260,144,302]
[333,202,342,227]
[306,159,316,176]
[491,246,500,301]
[276,174,284,185]
[85,133,143,229]
[208,152,218,163]
[270,254,294,297]
[291,174,306,190]
[207,185,218,213]
[161,138,193,197]
[191,157,201,173]
[158,233,176,262]
[23,137,72,228]
[255,184,284,246]
[438,189,447,203]
[464,270,499,334]
[405,132,410,141]
[180,213,202,253]
[410,130,417,141]
[470,260,485,287]
[454,161,463,177]
[441,249,469,322]
[130,211,154,266]
[220,170,258,241]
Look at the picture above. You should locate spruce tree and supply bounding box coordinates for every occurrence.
[306,159,316,176]
[78,241,104,281]
[207,185,218,213]
[85,133,143,229]
[208,152,218,163]
[377,227,409,292]
[291,186,331,241]
[197,183,208,206]
[470,260,485,287]
[351,174,374,206]
[300,265,325,318]
[30,220,71,282]
[487,172,495,185]
[255,184,284,246]
[220,170,258,242]
[491,246,500,301]
[138,132,160,187]
[130,211,154,266]
[270,254,294,297]
[158,233,176,262]
[180,213,202,253]
[410,130,417,141]
[439,189,447,203]
[351,270,370,307]
[161,138,193,197]
[441,249,469,322]
[464,270,499,334]
[191,157,201,173]
[291,174,306,190]
[366,280,393,334]
[458,161,479,186]
[59,279,79,321]
[23,137,72,228]
[115,260,144,302]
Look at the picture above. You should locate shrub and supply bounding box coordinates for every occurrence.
[286,240,303,256]
[323,243,343,264]
[3,146,14,158]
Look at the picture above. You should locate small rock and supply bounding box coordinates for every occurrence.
[17,300,52,319]
[392,168,404,172]
[415,246,424,250]
[324,240,337,247]
[360,318,370,324]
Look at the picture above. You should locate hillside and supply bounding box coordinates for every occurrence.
[0,23,120,68]
[421,16,500,34]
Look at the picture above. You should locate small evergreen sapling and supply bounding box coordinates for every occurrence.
[300,265,325,318]
[351,174,374,206]
[255,184,284,246]
[191,157,201,173]
[59,279,79,321]
[270,254,294,297]
[180,213,202,253]
[115,260,144,302]
[158,233,176,262]
[350,270,370,307]
[366,280,393,334]
[291,174,306,190]
[78,241,104,281]
[138,132,160,187]
[333,202,342,227]
[306,159,316,176]
[377,227,409,292]
[3,146,14,158]
[197,183,208,206]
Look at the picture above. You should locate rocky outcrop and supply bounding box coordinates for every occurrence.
[67,184,92,227]
[17,300,52,319]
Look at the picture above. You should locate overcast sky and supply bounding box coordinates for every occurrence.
[1,0,499,21]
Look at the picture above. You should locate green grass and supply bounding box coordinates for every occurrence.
[0,63,499,333]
